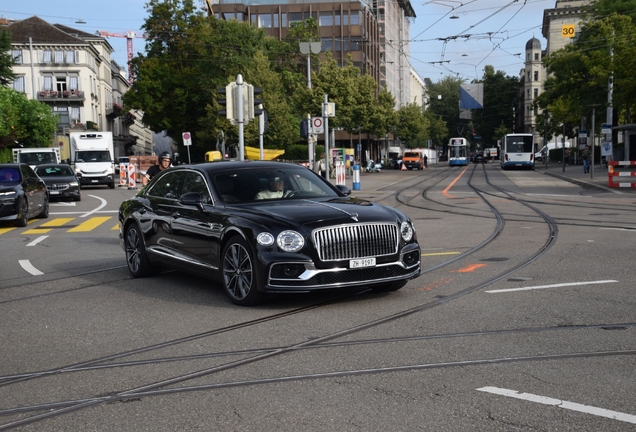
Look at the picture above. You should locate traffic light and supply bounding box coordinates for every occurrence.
[242,84,263,123]
[217,83,237,124]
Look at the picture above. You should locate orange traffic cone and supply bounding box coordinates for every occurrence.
[401,163,407,171]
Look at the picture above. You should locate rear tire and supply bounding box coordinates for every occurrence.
[109,181,115,189]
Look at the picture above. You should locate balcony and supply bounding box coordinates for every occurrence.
[37,90,85,101]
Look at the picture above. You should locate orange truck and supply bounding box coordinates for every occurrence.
[401,150,425,170]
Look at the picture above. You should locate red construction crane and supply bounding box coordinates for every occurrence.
[98,31,146,84]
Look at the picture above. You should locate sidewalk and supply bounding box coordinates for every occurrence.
[536,160,633,194]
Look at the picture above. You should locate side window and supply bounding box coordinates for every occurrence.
[147,171,186,199]
[21,165,37,180]
[182,172,212,204]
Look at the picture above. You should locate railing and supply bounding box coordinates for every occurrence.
[37,90,85,100]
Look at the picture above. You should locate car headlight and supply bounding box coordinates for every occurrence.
[277,230,304,252]
[69,182,79,186]
[257,232,275,246]
[400,221,414,242]
[0,191,16,196]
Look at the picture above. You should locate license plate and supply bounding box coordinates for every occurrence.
[50,191,60,195]
[350,257,376,268]
[91,179,98,183]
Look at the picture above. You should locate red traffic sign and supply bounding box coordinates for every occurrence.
[311,117,324,134]
[182,132,192,146]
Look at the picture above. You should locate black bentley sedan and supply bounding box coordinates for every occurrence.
[119,161,421,306]
[0,163,49,227]
[34,164,81,202]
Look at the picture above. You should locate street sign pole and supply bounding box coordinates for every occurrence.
[182,131,192,164]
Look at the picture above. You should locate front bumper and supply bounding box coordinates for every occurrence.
[80,175,113,186]
[263,245,421,293]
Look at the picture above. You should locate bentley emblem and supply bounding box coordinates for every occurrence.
[351,213,359,221]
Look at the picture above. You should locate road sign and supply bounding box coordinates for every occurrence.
[562,24,575,38]
[311,117,324,134]
[601,123,612,135]
[182,132,192,146]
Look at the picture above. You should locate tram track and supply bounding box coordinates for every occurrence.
[1,165,634,430]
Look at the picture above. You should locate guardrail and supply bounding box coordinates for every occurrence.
[608,161,636,188]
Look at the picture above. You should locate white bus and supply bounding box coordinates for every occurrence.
[500,133,534,169]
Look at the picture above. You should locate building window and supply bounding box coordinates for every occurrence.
[342,11,349,25]
[350,37,361,50]
[288,12,302,26]
[13,76,25,93]
[223,12,236,21]
[527,88,531,98]
[65,50,74,63]
[534,53,539,60]
[43,50,52,63]
[350,10,360,25]
[534,106,538,116]
[70,107,80,122]
[273,14,278,28]
[319,11,333,26]
[527,105,531,116]
[281,13,287,27]
[527,53,531,60]
[54,50,64,64]
[335,37,341,52]
[43,76,53,91]
[334,12,341,26]
[258,14,272,28]
[527,71,531,80]
[534,88,538,98]
[12,50,22,64]
[321,37,333,52]
[534,71,539,81]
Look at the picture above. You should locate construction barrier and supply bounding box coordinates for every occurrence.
[128,164,137,190]
[352,164,360,190]
[608,161,636,188]
[119,163,127,187]
[335,161,346,186]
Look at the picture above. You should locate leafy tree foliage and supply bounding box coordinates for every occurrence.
[425,76,463,151]
[395,103,429,148]
[0,87,57,148]
[0,28,16,87]
[471,65,519,146]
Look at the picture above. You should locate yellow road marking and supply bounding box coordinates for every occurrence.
[23,228,52,234]
[421,251,461,257]
[111,223,119,230]
[67,216,112,232]
[0,227,16,235]
[40,218,76,227]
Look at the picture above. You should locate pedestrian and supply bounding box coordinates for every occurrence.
[582,145,590,173]
[318,153,326,178]
[423,154,428,169]
[143,151,172,185]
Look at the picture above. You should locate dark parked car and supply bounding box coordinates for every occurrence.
[34,164,81,202]
[0,163,49,227]
[119,161,421,305]
[473,152,484,163]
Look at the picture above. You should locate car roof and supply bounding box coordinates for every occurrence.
[34,163,72,169]
[0,163,26,169]
[177,160,306,173]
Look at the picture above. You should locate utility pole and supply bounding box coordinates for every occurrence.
[236,74,245,161]
[299,42,321,168]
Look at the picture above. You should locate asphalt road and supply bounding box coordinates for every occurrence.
[1,163,635,431]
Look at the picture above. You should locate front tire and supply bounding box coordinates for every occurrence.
[125,223,160,278]
[15,198,28,227]
[222,236,264,306]
[38,198,49,219]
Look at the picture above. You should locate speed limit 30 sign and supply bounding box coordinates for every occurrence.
[311,117,324,134]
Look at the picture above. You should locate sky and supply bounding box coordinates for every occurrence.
[5,0,555,84]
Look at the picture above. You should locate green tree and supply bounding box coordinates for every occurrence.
[0,87,57,148]
[426,76,464,152]
[471,65,519,145]
[395,103,429,148]
[0,28,16,86]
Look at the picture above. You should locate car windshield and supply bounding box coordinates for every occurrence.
[209,165,340,203]
[0,168,20,183]
[35,166,74,177]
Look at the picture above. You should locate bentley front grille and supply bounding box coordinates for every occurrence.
[313,223,398,261]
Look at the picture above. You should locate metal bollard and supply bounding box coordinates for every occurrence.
[353,164,360,190]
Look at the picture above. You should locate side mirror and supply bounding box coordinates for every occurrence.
[335,184,351,196]
[180,192,203,206]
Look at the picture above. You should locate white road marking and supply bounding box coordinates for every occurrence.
[600,227,636,232]
[485,280,618,293]
[26,236,48,247]
[477,387,636,424]
[19,260,44,276]
[81,195,107,218]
